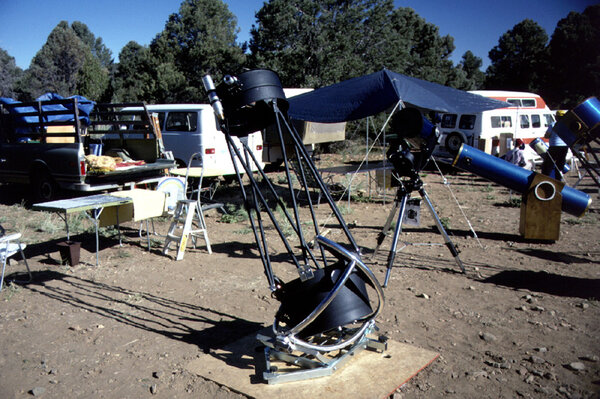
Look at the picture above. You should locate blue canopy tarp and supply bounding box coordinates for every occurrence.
[287,69,510,122]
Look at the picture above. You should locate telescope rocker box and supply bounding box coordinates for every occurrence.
[519,173,564,241]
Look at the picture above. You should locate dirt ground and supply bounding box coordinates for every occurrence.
[0,153,598,399]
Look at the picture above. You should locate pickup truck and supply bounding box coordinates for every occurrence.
[0,97,176,201]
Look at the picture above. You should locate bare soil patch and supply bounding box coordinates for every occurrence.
[0,154,598,398]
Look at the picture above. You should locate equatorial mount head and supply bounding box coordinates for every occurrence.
[387,107,440,182]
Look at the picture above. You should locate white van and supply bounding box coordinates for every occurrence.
[435,91,556,158]
[124,104,263,177]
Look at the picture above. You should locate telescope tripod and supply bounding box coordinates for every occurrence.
[373,177,465,286]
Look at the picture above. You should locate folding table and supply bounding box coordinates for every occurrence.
[33,194,133,266]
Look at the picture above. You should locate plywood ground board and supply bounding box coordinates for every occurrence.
[186,332,438,399]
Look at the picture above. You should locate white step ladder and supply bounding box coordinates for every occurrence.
[163,199,212,260]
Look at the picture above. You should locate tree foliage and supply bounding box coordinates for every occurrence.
[147,0,246,102]
[544,5,600,108]
[112,41,159,102]
[9,0,596,111]
[76,52,111,101]
[456,51,485,90]
[19,21,88,99]
[392,7,456,85]
[71,21,113,68]
[17,21,111,100]
[248,0,464,88]
[0,48,23,98]
[485,19,549,92]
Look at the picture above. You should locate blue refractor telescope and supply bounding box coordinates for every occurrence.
[451,97,598,221]
[552,97,600,148]
[452,143,591,240]
[453,144,591,217]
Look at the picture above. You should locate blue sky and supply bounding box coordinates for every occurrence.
[0,0,596,71]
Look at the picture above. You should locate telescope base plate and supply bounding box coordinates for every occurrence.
[185,328,438,398]
[258,329,386,385]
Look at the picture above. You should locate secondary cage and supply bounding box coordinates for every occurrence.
[202,69,385,384]
[551,97,600,189]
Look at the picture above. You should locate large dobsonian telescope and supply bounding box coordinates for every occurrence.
[202,69,385,384]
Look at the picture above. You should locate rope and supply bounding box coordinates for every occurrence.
[432,157,485,249]
[318,101,402,230]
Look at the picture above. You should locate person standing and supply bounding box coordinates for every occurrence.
[542,110,569,179]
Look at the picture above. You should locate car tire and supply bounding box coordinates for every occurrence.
[32,170,59,202]
[445,132,465,154]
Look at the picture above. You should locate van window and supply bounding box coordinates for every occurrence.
[522,99,536,107]
[531,114,541,128]
[520,115,530,128]
[544,114,554,127]
[492,116,513,128]
[165,112,197,132]
[458,115,476,130]
[441,114,457,129]
[506,98,537,107]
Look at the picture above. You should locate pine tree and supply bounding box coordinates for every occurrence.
[19,21,88,99]
[544,5,600,108]
[149,0,246,102]
[248,1,459,88]
[0,48,23,98]
[485,19,548,92]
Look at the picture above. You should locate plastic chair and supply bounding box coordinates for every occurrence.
[0,230,32,292]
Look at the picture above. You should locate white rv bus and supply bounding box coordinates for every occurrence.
[124,104,263,177]
[435,91,555,158]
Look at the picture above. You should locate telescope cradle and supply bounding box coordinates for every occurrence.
[572,139,600,190]
[373,173,465,286]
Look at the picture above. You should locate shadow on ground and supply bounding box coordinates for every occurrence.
[20,270,263,352]
[482,270,600,300]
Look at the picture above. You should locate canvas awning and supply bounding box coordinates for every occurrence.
[287,69,509,122]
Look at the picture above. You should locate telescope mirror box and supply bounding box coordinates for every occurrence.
[553,97,600,147]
